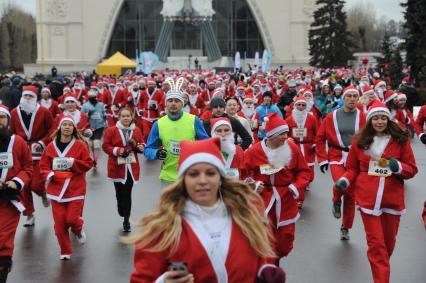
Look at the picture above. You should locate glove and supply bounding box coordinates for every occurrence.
[335,179,348,191]
[157,149,167,160]
[388,157,400,173]
[311,145,316,153]
[258,266,286,283]
[150,103,157,110]
[420,134,426,145]
[320,163,328,174]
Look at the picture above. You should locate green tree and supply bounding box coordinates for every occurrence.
[378,34,392,70]
[308,0,355,68]
[388,47,403,89]
[402,0,426,86]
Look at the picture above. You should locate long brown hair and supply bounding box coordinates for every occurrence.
[355,117,408,149]
[51,122,85,142]
[125,177,275,258]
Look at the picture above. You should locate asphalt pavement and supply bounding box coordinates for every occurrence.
[8,140,426,283]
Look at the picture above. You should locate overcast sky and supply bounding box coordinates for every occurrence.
[2,0,405,22]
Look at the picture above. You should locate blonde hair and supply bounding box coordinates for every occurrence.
[126,177,275,258]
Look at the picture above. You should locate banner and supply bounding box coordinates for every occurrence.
[140,51,159,74]
[234,51,241,73]
[254,51,260,73]
[261,49,272,73]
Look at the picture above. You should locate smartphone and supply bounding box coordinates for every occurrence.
[170,262,189,276]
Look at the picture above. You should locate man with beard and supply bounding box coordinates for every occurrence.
[244,112,311,262]
[0,104,33,283]
[201,80,216,110]
[9,86,53,227]
[285,96,319,208]
[103,80,126,127]
[39,87,61,118]
[202,97,252,150]
[316,85,366,240]
[238,94,261,143]
[235,81,247,106]
[187,83,204,114]
[399,77,418,112]
[210,117,245,180]
[81,90,107,165]
[138,78,165,142]
[144,82,209,186]
[251,81,264,107]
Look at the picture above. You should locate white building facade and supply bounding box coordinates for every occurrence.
[25,0,315,75]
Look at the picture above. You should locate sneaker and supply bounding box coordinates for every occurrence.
[332,202,342,219]
[123,220,131,233]
[60,254,71,260]
[23,215,35,227]
[41,195,51,208]
[340,227,350,240]
[76,230,86,245]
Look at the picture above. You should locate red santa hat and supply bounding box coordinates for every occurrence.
[397,92,407,100]
[264,112,289,139]
[294,95,307,105]
[366,100,391,121]
[342,85,359,99]
[178,137,226,177]
[22,85,39,98]
[361,84,374,96]
[147,77,156,85]
[90,82,99,90]
[63,94,79,104]
[252,80,261,88]
[210,117,232,136]
[236,81,245,90]
[374,80,386,89]
[302,89,313,97]
[57,115,76,129]
[384,90,397,103]
[402,76,410,84]
[0,104,10,117]
[212,88,224,98]
[243,93,254,102]
[63,86,72,94]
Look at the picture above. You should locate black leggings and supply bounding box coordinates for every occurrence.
[113,173,134,218]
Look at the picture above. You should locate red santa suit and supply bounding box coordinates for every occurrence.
[238,94,261,143]
[316,87,366,230]
[54,110,91,138]
[341,105,417,283]
[0,132,33,263]
[103,83,126,127]
[125,85,144,131]
[285,97,319,200]
[244,113,311,259]
[137,85,164,142]
[39,88,62,118]
[10,88,54,217]
[102,123,144,184]
[187,91,205,116]
[39,122,93,256]
[414,105,426,138]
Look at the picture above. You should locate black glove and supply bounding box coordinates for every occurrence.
[420,134,426,145]
[150,104,157,110]
[320,163,329,174]
[156,149,167,160]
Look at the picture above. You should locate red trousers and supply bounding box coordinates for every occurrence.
[51,200,84,255]
[360,212,400,283]
[23,160,45,216]
[268,208,296,259]
[0,201,20,257]
[142,119,155,143]
[330,164,355,229]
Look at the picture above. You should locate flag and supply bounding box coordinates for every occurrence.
[261,49,272,73]
[234,52,241,73]
[140,51,159,74]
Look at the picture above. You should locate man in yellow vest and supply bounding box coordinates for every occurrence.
[144,85,209,186]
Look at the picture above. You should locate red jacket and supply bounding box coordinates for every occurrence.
[10,105,54,160]
[39,99,62,118]
[0,135,33,212]
[103,88,126,118]
[343,138,417,215]
[137,88,165,121]
[130,219,268,283]
[244,140,311,226]
[316,109,366,166]
[285,113,319,166]
[102,125,144,183]
[414,105,426,137]
[40,138,93,202]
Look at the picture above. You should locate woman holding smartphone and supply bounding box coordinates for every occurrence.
[335,101,418,283]
[128,138,285,283]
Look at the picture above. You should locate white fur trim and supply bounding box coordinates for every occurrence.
[11,177,25,190]
[342,88,359,98]
[178,153,226,177]
[257,264,278,278]
[288,184,299,199]
[0,106,10,117]
[384,92,398,103]
[64,96,78,103]
[367,107,391,121]
[113,147,119,157]
[58,117,76,129]
[266,125,289,138]
[22,90,37,98]
[211,120,232,135]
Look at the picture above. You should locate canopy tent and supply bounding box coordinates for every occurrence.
[96,52,137,76]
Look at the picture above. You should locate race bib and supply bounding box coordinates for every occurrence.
[368,160,392,177]
[249,120,258,129]
[292,128,307,138]
[260,164,283,175]
[169,140,181,155]
[31,143,44,154]
[53,157,73,171]
[117,152,136,165]
[0,152,13,169]
[90,112,101,120]
[226,168,240,179]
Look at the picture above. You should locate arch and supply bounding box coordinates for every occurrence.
[245,0,274,53]
[98,0,125,60]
